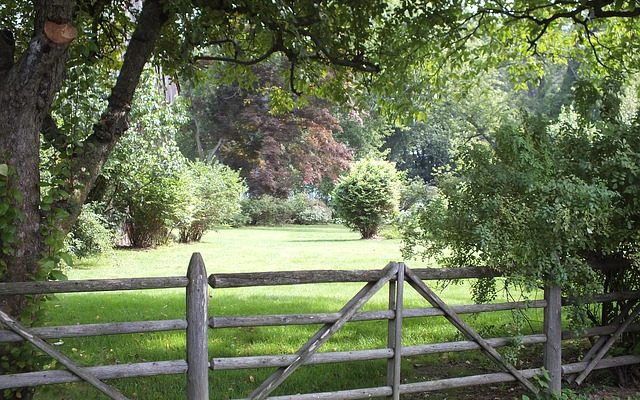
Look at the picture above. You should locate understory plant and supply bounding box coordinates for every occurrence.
[177,161,246,243]
[332,158,402,239]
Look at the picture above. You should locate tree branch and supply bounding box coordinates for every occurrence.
[195,33,284,66]
[195,46,278,66]
[305,33,380,73]
[41,114,68,151]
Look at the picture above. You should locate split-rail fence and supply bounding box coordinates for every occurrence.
[0,252,639,399]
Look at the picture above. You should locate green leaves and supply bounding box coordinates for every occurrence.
[401,76,640,297]
[332,159,402,238]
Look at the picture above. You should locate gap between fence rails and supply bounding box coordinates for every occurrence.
[2,323,638,390]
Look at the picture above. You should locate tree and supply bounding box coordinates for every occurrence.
[385,122,453,184]
[177,161,246,243]
[335,108,391,159]
[183,64,353,197]
[401,77,640,318]
[95,71,189,248]
[1,0,640,396]
[368,1,640,115]
[332,159,402,239]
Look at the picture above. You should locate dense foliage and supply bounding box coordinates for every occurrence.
[183,65,353,197]
[65,203,114,258]
[177,162,246,243]
[402,78,640,306]
[242,194,332,226]
[332,159,402,239]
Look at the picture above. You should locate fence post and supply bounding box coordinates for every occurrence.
[187,252,209,399]
[386,262,404,400]
[543,284,562,396]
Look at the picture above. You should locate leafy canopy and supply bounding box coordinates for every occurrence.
[402,77,640,296]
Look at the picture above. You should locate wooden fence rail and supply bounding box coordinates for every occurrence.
[0,253,639,399]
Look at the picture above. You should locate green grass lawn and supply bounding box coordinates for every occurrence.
[32,225,544,400]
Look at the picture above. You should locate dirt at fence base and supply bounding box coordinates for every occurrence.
[405,353,640,399]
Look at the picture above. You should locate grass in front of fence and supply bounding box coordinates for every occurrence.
[33,225,543,400]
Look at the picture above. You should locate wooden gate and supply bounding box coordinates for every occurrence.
[1,254,639,399]
[206,262,640,400]
[208,263,540,400]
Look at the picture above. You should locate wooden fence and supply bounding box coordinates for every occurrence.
[0,252,638,399]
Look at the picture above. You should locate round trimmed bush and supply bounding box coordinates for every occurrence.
[332,159,402,239]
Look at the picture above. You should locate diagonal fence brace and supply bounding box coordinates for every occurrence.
[574,302,640,386]
[403,267,539,395]
[0,310,128,400]
[248,262,400,400]
[566,300,636,384]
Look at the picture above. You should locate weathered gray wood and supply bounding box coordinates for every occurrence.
[186,252,209,400]
[210,266,500,288]
[0,310,128,400]
[248,263,399,400]
[0,360,187,389]
[560,355,640,374]
[212,349,393,370]
[257,386,393,400]
[0,300,548,343]
[236,355,640,400]
[211,324,640,371]
[385,274,397,394]
[400,370,542,394]
[5,354,640,393]
[401,356,640,395]
[210,300,547,329]
[0,319,187,342]
[0,276,188,295]
[574,302,640,385]
[390,263,404,400]
[543,284,562,395]
[566,301,636,384]
[564,291,640,305]
[404,267,539,395]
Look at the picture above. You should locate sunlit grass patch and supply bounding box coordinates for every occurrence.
[33,225,539,399]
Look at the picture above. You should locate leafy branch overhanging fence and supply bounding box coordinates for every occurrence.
[0,253,639,399]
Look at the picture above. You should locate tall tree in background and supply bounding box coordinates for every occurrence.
[184,64,352,197]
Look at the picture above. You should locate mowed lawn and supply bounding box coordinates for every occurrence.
[33,225,543,399]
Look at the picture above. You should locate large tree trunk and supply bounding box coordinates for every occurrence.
[0,4,75,398]
[0,0,74,321]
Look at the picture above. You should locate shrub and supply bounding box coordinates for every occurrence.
[241,195,296,225]
[66,203,114,258]
[178,162,246,243]
[294,197,332,225]
[125,173,192,248]
[240,194,332,226]
[332,159,402,239]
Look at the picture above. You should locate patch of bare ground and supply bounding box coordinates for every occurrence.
[405,344,640,399]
